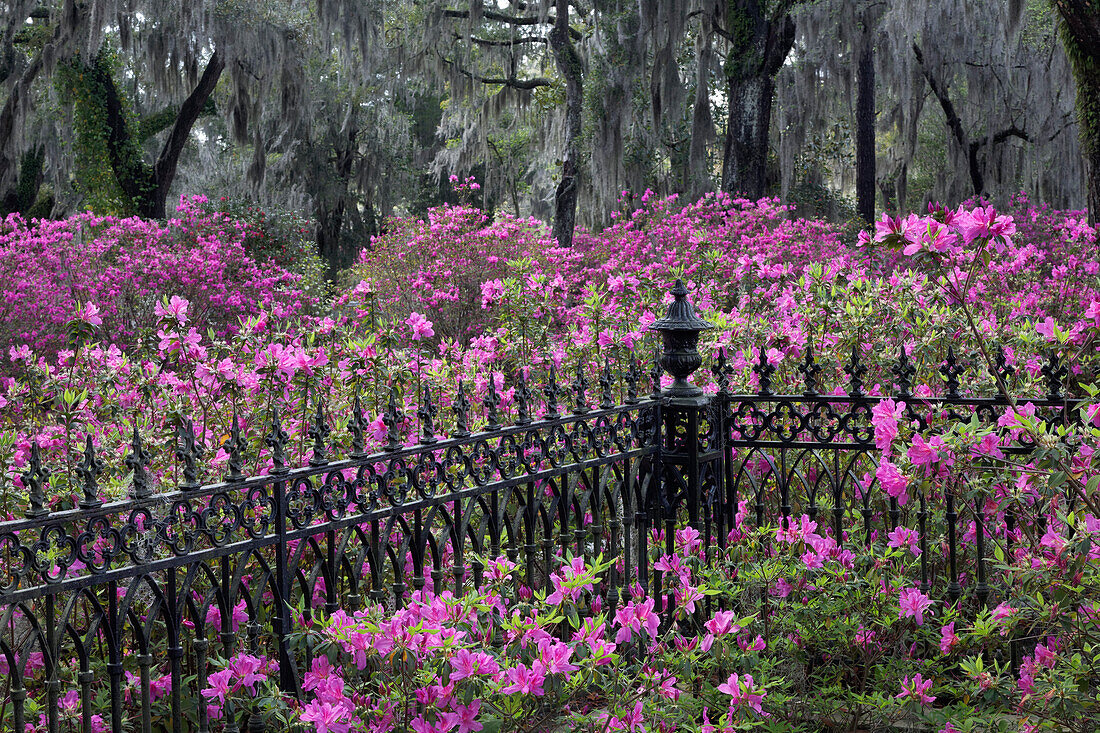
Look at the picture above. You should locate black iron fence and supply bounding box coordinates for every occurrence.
[0,281,1079,733]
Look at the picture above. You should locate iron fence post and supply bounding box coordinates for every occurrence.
[649,280,720,622]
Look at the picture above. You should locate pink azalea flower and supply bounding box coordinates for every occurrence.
[907,434,943,469]
[716,672,767,716]
[939,622,959,654]
[887,526,921,556]
[200,669,234,706]
[299,700,353,733]
[896,673,936,705]
[441,701,483,733]
[406,311,435,340]
[500,661,545,696]
[876,459,909,506]
[871,399,905,453]
[957,205,1015,249]
[899,587,934,626]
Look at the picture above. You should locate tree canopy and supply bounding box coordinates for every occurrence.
[0,0,1096,266]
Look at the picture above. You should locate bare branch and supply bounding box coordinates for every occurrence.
[438,53,552,90]
[441,8,583,41]
[456,33,548,47]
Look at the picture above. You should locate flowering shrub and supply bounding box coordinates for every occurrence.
[0,195,314,363]
[4,189,1100,732]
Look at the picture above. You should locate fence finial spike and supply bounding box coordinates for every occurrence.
[383,387,403,450]
[845,343,866,397]
[349,391,367,458]
[799,343,821,396]
[175,417,203,489]
[484,371,502,431]
[309,398,330,465]
[712,347,730,397]
[544,366,562,420]
[572,359,590,414]
[23,441,50,518]
[515,371,532,425]
[452,380,472,437]
[418,383,438,444]
[893,347,915,398]
[625,354,640,404]
[77,434,103,509]
[265,408,290,474]
[940,346,963,398]
[224,410,246,481]
[126,425,152,499]
[599,356,614,410]
[754,345,776,396]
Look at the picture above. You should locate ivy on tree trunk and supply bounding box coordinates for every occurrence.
[65,49,223,219]
[1052,0,1100,223]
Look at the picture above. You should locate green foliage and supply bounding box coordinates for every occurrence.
[213,198,330,310]
[54,49,153,216]
[1056,2,1100,163]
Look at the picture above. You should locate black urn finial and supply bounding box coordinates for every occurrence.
[649,279,714,398]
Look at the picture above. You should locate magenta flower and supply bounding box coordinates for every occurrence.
[899,587,934,626]
[896,673,936,705]
[200,669,234,706]
[75,301,103,327]
[539,640,579,674]
[406,311,435,340]
[154,295,190,324]
[299,699,353,733]
[907,434,942,469]
[449,648,478,681]
[887,526,921,557]
[958,205,1015,249]
[871,399,905,453]
[441,701,483,733]
[717,672,767,716]
[501,661,546,695]
[876,459,909,506]
[939,622,959,654]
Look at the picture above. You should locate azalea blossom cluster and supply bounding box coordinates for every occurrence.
[0,196,312,366]
[5,189,1100,732]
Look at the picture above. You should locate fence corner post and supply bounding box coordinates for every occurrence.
[649,280,720,617]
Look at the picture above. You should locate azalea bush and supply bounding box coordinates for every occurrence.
[4,188,1100,732]
[0,195,316,364]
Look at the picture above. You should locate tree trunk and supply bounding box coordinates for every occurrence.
[315,198,347,278]
[722,74,774,198]
[855,33,876,225]
[720,5,795,199]
[89,49,223,219]
[687,10,716,200]
[314,116,359,278]
[877,175,896,215]
[1051,0,1100,222]
[150,51,225,218]
[549,0,582,247]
